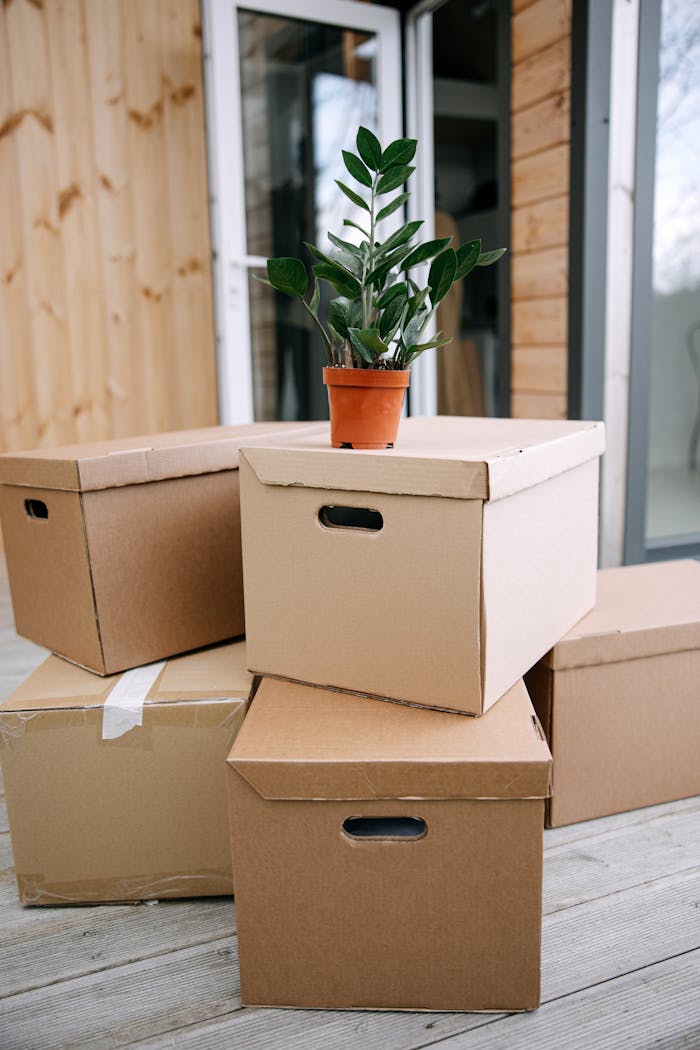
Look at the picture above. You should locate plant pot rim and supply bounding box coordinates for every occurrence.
[323,366,410,389]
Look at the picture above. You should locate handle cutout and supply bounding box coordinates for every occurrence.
[343,816,426,840]
[319,505,383,532]
[24,499,48,521]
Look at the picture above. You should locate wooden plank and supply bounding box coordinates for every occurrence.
[4,0,74,447]
[544,795,700,851]
[512,297,567,344]
[512,347,567,393]
[512,0,571,65]
[512,143,569,208]
[511,392,567,419]
[44,0,110,444]
[511,92,570,162]
[83,0,143,438]
[512,36,570,114]
[512,246,568,299]
[0,11,36,453]
[0,896,236,999]
[511,196,568,253]
[408,952,700,1049]
[130,870,700,1049]
[159,0,218,429]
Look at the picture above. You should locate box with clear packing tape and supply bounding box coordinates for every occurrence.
[0,639,253,905]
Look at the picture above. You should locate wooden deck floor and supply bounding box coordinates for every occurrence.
[1,560,699,1049]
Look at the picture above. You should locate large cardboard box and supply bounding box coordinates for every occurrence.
[240,415,605,715]
[0,423,322,674]
[227,676,552,1012]
[0,640,252,905]
[525,560,700,828]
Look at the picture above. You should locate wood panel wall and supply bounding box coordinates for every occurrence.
[0,0,218,456]
[510,0,572,419]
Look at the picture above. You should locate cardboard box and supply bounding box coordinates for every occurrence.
[525,560,700,828]
[227,676,552,1012]
[240,415,605,715]
[0,422,322,674]
[0,640,252,905]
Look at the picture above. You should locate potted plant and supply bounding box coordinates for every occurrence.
[264,126,506,449]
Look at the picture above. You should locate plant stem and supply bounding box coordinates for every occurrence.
[301,298,334,366]
[362,178,377,332]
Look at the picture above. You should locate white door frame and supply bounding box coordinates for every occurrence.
[202,0,402,423]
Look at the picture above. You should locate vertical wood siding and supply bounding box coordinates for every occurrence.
[0,0,218,456]
[510,0,572,419]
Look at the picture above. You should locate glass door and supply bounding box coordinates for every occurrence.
[203,0,401,423]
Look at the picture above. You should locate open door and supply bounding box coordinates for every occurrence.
[203,0,402,424]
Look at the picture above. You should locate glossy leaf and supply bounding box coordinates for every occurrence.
[335,180,369,212]
[402,237,452,270]
[454,239,481,280]
[348,328,378,364]
[376,164,415,195]
[312,262,361,299]
[304,241,360,280]
[329,297,353,339]
[377,220,423,257]
[380,138,417,171]
[376,282,408,309]
[309,276,320,317]
[476,247,507,267]
[356,126,382,171]
[267,257,307,298]
[349,327,388,360]
[379,296,404,340]
[328,233,365,261]
[428,248,457,306]
[376,192,410,223]
[343,218,370,237]
[366,244,414,286]
[342,150,372,187]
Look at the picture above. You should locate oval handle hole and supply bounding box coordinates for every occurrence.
[24,499,49,521]
[319,505,383,532]
[343,816,427,840]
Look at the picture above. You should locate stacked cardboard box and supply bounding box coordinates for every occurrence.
[227,415,605,1011]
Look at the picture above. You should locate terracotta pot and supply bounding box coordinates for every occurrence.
[323,367,410,449]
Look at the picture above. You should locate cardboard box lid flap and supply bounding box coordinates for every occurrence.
[0,423,326,492]
[227,679,552,800]
[241,416,604,502]
[0,641,252,713]
[544,560,700,669]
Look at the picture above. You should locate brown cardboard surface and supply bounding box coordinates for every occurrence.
[227,676,551,1012]
[0,641,252,905]
[543,559,700,669]
[526,561,700,827]
[0,422,324,673]
[240,416,603,715]
[0,422,327,492]
[241,415,604,502]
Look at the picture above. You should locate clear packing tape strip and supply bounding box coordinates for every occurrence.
[102,661,166,740]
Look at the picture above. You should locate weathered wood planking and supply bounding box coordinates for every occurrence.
[510,1,572,414]
[0,0,218,458]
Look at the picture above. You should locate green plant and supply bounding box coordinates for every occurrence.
[264,126,506,371]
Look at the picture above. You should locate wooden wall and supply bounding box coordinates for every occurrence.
[0,0,218,455]
[510,0,572,419]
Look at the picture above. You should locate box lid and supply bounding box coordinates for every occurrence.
[0,640,252,714]
[0,422,326,492]
[241,415,604,502]
[543,560,700,670]
[228,678,552,800]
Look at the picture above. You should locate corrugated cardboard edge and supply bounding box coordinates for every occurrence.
[541,623,700,671]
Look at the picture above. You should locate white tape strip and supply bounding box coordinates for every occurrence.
[102,661,166,740]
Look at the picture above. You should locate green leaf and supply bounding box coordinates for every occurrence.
[328,233,364,261]
[377,220,423,257]
[366,243,414,286]
[402,237,453,270]
[304,241,360,279]
[405,335,452,364]
[428,248,457,306]
[455,239,481,280]
[349,327,388,361]
[402,314,426,351]
[267,257,307,298]
[312,262,361,299]
[356,126,382,171]
[343,218,370,237]
[335,180,369,212]
[376,164,415,195]
[342,150,372,187]
[376,192,410,223]
[380,138,417,171]
[379,296,404,340]
[328,297,353,339]
[348,330,376,364]
[376,282,408,309]
[309,276,320,317]
[477,247,507,267]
